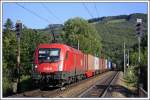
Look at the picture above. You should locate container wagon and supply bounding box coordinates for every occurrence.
[85,54,95,78]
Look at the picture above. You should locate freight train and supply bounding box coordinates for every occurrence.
[31,43,115,88]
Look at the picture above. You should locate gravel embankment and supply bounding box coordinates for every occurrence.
[111,72,137,98]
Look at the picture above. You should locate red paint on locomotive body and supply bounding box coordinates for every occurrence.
[34,43,86,76]
[35,43,74,73]
[32,43,113,88]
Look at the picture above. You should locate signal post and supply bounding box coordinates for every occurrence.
[136,18,142,96]
[15,20,22,93]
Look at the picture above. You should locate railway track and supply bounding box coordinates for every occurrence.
[8,71,118,98]
[101,71,119,97]
[78,71,119,98]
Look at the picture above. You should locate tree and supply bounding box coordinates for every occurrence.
[2,19,52,96]
[3,18,17,96]
[62,17,102,55]
[4,18,14,32]
[20,28,52,75]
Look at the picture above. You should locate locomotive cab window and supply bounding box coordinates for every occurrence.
[38,48,60,63]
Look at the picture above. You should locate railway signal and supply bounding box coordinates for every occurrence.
[16,20,22,38]
[136,21,143,37]
[136,18,143,63]
[15,20,22,93]
[136,18,143,96]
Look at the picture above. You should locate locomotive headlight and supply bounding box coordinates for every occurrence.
[35,65,38,69]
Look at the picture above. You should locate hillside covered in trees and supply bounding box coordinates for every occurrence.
[39,13,147,67]
[2,13,147,96]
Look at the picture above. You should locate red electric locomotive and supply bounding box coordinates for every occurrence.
[32,43,112,89]
[32,43,86,88]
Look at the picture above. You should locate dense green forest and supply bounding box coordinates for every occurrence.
[2,13,147,96]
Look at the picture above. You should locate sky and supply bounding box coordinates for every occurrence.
[3,2,148,29]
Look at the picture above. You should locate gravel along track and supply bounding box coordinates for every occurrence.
[51,71,116,98]
[78,71,119,98]
[8,71,117,98]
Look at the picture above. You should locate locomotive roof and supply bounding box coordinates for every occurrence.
[38,43,83,54]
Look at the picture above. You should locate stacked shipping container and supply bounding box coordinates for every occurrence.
[85,54,111,78]
[85,54,94,77]
[94,57,99,75]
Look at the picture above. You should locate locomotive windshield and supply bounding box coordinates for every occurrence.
[38,48,60,63]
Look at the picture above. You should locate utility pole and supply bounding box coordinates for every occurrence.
[124,42,126,75]
[15,20,22,93]
[127,49,129,67]
[138,36,141,63]
[136,18,142,64]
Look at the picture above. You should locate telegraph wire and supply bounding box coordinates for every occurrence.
[82,3,94,18]
[41,3,62,23]
[16,3,52,24]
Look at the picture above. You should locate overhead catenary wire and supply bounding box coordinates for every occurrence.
[41,3,63,42]
[16,3,56,42]
[82,3,94,18]
[41,3,62,24]
[94,3,99,18]
[16,3,52,24]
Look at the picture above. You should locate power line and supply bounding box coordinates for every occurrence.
[94,3,99,18]
[16,3,56,42]
[41,3,62,42]
[41,3,62,23]
[16,3,52,24]
[82,3,94,18]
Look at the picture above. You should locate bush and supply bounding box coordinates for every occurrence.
[3,77,12,97]
[20,75,32,92]
[3,75,32,96]
[124,65,138,87]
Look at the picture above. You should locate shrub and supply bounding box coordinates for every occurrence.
[124,65,138,87]
[3,77,12,97]
[20,75,32,92]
